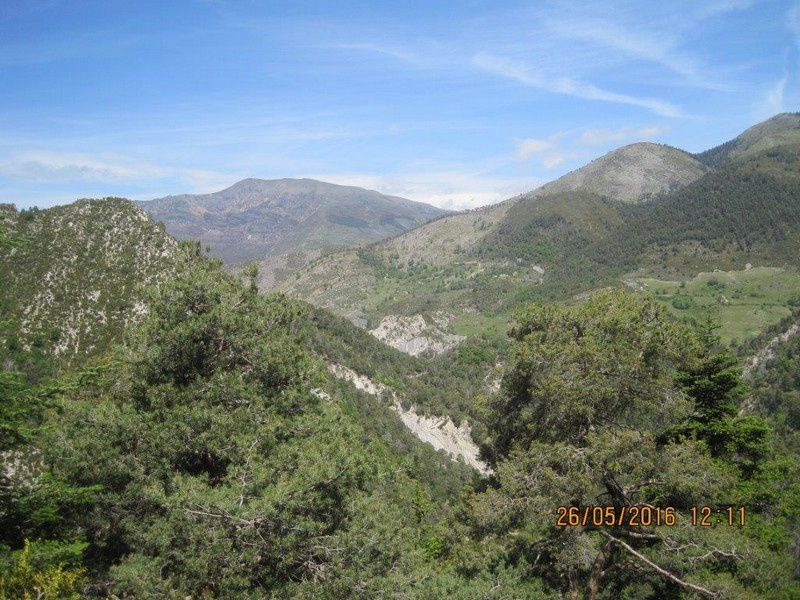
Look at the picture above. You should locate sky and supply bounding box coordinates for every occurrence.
[0,0,797,210]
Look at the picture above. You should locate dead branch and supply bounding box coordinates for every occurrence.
[599,530,720,599]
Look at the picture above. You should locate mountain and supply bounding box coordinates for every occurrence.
[138,178,448,272]
[283,114,800,350]
[534,142,707,203]
[0,196,488,469]
[0,198,178,365]
[4,123,800,599]
[697,112,800,167]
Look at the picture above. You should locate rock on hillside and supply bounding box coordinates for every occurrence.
[0,199,178,363]
[327,363,490,474]
[369,313,465,356]
[139,178,448,266]
[535,142,707,203]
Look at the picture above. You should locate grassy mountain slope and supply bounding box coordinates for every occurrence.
[0,199,178,365]
[697,112,800,167]
[139,178,448,268]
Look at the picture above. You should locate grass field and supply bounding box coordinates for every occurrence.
[637,267,800,344]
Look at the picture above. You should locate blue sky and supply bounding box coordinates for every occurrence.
[0,0,797,209]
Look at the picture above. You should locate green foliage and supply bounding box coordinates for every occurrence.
[667,319,771,477]
[30,253,487,597]
[0,541,84,600]
[469,290,796,598]
[478,191,624,265]
[671,294,696,309]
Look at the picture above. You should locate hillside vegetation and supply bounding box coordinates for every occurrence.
[0,199,178,367]
[3,114,800,598]
[285,115,800,352]
[4,250,798,596]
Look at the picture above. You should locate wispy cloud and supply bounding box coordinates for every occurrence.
[0,150,239,194]
[310,170,538,210]
[516,139,553,159]
[577,125,670,146]
[544,18,727,91]
[516,136,577,170]
[516,124,669,170]
[472,53,684,118]
[758,76,788,117]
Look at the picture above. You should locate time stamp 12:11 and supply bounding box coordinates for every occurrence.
[555,505,747,528]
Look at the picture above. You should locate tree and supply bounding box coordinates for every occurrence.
[470,290,769,599]
[672,319,770,477]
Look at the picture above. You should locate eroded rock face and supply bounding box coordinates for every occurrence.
[327,364,490,474]
[744,323,800,377]
[369,314,465,357]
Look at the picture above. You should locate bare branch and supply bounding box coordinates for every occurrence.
[599,530,720,599]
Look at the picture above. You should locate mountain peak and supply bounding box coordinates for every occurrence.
[139,178,447,265]
[534,141,706,204]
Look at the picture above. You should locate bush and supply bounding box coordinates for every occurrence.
[671,295,696,310]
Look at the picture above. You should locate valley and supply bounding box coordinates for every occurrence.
[2,113,800,599]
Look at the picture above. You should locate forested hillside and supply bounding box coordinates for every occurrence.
[285,115,800,353]
[537,142,800,298]
[3,246,798,597]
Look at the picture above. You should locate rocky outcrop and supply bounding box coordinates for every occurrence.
[535,142,707,204]
[369,314,465,356]
[0,199,178,363]
[744,323,800,377]
[327,364,490,474]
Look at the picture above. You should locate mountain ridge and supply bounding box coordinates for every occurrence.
[138,177,449,266]
[282,113,800,343]
[533,141,707,204]
[697,112,800,167]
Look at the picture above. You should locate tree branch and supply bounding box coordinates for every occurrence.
[599,531,720,599]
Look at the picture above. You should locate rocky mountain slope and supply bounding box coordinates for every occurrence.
[0,199,178,364]
[138,178,448,282]
[534,142,707,203]
[283,114,800,354]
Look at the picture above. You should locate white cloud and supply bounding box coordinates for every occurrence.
[0,150,240,195]
[515,123,669,171]
[516,138,553,159]
[542,155,567,169]
[758,76,788,118]
[472,52,684,118]
[516,136,579,171]
[0,151,168,182]
[577,125,669,147]
[307,170,539,210]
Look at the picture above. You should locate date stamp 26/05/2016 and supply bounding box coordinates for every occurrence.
[555,505,747,528]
